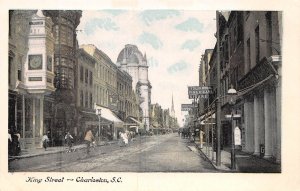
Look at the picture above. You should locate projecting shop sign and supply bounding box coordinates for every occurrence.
[181,104,197,111]
[189,94,209,99]
[188,86,213,96]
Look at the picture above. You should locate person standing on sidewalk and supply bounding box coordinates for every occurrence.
[84,128,94,156]
[65,131,74,152]
[8,129,12,156]
[42,133,49,151]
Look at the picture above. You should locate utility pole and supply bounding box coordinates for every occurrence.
[216,10,222,166]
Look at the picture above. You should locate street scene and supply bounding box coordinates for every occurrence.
[9,134,217,172]
[8,10,281,173]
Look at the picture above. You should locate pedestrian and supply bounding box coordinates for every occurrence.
[118,132,123,147]
[14,129,21,155]
[122,131,129,146]
[84,128,94,156]
[10,126,21,156]
[42,133,49,151]
[65,131,74,152]
[8,129,12,156]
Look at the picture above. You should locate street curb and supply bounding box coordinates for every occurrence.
[9,141,117,160]
[194,143,233,172]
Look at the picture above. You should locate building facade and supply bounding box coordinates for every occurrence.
[43,10,82,146]
[116,44,152,131]
[9,10,57,149]
[117,69,139,121]
[238,11,282,162]
[199,11,282,163]
[75,48,97,141]
[80,44,141,138]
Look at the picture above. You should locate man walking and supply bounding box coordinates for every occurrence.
[84,128,94,156]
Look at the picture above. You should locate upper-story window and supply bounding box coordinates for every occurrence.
[80,66,83,82]
[18,56,23,81]
[266,12,273,56]
[85,91,88,108]
[255,26,260,64]
[90,93,93,109]
[47,56,52,72]
[246,38,251,72]
[80,90,84,107]
[85,69,88,84]
[89,71,93,86]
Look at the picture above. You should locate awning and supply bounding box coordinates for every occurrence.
[129,117,144,128]
[95,105,124,128]
[199,112,215,125]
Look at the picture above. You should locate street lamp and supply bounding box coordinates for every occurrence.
[96,108,101,144]
[228,86,237,170]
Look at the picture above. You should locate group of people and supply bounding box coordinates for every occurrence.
[118,131,135,147]
[8,127,21,156]
[42,131,74,152]
[10,126,136,157]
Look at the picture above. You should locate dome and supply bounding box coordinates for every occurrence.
[116,44,146,65]
[128,54,139,63]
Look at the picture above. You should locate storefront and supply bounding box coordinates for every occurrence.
[94,105,124,140]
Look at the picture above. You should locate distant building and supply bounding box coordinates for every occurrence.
[116,44,152,131]
[80,44,140,139]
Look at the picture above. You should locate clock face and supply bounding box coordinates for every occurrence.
[29,55,42,70]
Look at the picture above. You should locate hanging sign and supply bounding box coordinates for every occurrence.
[188,86,213,96]
[181,104,197,111]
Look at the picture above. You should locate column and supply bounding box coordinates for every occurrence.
[244,98,254,152]
[39,96,44,142]
[32,98,36,147]
[264,87,276,159]
[253,92,264,155]
[22,95,25,139]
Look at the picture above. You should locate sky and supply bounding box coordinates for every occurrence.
[77,10,217,126]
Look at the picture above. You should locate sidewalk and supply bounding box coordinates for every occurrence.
[195,142,281,173]
[9,140,117,160]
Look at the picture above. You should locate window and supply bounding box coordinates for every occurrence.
[80,66,83,82]
[85,91,88,108]
[266,12,273,56]
[90,93,93,109]
[80,90,83,107]
[89,71,93,86]
[46,56,52,72]
[85,69,88,84]
[255,26,260,64]
[247,38,251,72]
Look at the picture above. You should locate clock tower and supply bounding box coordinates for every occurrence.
[17,10,56,148]
[23,10,55,93]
